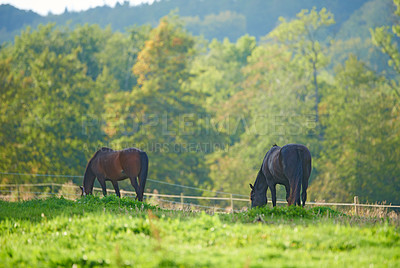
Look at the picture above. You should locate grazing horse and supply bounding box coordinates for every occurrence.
[250,144,311,208]
[80,147,148,201]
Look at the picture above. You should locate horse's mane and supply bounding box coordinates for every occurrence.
[100,147,113,152]
[85,148,112,176]
[91,147,114,165]
[83,147,115,191]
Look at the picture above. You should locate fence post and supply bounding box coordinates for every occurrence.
[180,192,184,210]
[51,183,54,195]
[354,196,359,216]
[17,185,20,201]
[230,194,234,213]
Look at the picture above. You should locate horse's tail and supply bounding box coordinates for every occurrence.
[289,149,303,205]
[138,151,149,201]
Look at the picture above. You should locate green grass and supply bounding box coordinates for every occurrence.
[1,196,399,267]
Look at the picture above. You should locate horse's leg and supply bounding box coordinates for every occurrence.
[269,184,277,207]
[129,177,140,201]
[301,156,310,207]
[295,182,301,206]
[284,184,290,203]
[301,177,308,207]
[295,186,301,206]
[97,175,107,196]
[122,156,142,201]
[111,180,121,198]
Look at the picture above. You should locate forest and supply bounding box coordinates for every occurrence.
[0,0,387,43]
[1,0,400,204]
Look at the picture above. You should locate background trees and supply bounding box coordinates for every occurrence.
[1,2,400,204]
[0,25,109,183]
[311,56,400,202]
[268,7,335,125]
[103,16,222,194]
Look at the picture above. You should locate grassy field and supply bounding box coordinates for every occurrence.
[0,196,399,267]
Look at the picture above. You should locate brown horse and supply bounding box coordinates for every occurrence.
[80,147,148,201]
[250,144,311,208]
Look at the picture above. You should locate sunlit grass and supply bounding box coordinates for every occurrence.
[0,196,399,267]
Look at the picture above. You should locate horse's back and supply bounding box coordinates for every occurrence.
[281,144,310,160]
[120,147,142,162]
[93,149,120,173]
[119,148,142,176]
[281,143,309,153]
[280,144,311,178]
[120,147,142,154]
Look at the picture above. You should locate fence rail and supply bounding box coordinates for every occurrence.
[1,182,400,215]
[0,172,248,197]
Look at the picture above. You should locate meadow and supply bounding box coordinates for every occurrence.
[0,196,399,267]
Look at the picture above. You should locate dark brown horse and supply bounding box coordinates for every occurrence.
[250,144,311,208]
[80,147,148,201]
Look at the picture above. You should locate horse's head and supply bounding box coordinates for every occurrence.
[79,186,92,196]
[250,183,267,208]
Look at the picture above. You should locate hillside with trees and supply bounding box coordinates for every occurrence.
[0,0,375,43]
[1,0,400,204]
[1,0,396,75]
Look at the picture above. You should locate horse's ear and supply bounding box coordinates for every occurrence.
[249,183,254,189]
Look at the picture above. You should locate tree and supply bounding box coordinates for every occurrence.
[0,56,32,183]
[104,15,221,194]
[371,0,400,98]
[205,8,335,196]
[184,11,247,41]
[98,25,151,91]
[311,56,400,203]
[189,35,256,146]
[191,35,256,106]
[0,24,113,185]
[68,24,113,80]
[208,44,316,197]
[268,7,335,124]
[332,0,395,77]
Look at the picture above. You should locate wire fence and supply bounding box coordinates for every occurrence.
[0,172,248,197]
[1,172,400,215]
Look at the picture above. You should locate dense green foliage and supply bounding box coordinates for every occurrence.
[1,1,400,204]
[0,197,399,267]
